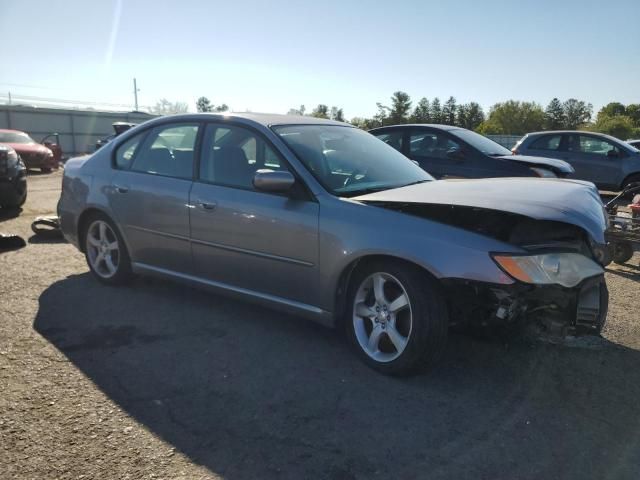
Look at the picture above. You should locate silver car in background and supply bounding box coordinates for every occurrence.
[58,113,608,375]
[513,130,640,191]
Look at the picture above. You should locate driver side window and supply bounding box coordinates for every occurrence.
[410,131,461,160]
[130,124,198,179]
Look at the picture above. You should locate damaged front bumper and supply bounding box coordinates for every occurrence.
[443,275,608,338]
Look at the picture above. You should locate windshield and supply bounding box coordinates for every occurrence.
[0,131,36,144]
[273,125,433,196]
[449,128,511,156]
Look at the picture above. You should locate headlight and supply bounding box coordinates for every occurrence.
[530,167,557,178]
[6,150,19,168]
[492,252,604,288]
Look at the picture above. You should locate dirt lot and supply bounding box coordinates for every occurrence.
[1,171,640,479]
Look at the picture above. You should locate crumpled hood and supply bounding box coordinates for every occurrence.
[499,154,574,174]
[354,178,607,244]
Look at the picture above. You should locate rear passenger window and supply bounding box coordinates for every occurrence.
[114,134,142,169]
[130,124,198,179]
[530,135,562,151]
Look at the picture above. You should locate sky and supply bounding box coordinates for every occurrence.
[1,0,639,118]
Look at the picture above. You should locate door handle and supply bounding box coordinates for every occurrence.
[113,184,129,194]
[197,200,217,210]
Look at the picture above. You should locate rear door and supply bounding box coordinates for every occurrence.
[189,123,320,307]
[108,123,199,273]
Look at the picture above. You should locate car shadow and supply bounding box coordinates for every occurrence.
[27,233,66,245]
[34,274,640,479]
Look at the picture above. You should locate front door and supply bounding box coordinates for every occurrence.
[107,123,199,273]
[408,129,481,178]
[189,123,320,307]
[562,134,623,189]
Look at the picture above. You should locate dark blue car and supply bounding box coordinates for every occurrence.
[370,124,573,179]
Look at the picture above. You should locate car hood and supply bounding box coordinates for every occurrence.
[353,178,607,244]
[6,143,50,155]
[497,154,574,174]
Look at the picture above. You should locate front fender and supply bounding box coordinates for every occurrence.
[317,197,521,312]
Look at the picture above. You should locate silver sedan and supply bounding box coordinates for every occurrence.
[58,113,609,375]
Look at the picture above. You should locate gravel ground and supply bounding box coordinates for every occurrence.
[1,170,640,480]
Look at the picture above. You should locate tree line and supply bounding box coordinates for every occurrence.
[346,91,640,139]
[151,93,640,140]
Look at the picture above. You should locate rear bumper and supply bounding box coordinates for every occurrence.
[444,275,608,336]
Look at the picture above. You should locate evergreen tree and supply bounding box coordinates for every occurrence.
[411,97,431,123]
[387,91,412,124]
[544,98,565,129]
[431,97,442,124]
[442,96,457,125]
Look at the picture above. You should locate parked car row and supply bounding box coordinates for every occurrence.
[58,113,610,375]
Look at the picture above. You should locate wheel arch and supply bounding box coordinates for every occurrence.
[76,207,123,253]
[333,254,441,327]
[621,172,640,190]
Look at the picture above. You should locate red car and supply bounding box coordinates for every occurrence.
[0,129,58,172]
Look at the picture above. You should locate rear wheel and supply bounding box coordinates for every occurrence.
[346,260,448,375]
[83,214,132,285]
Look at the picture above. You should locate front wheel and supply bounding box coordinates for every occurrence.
[346,261,448,375]
[84,214,132,285]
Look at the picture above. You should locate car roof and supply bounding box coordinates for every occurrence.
[145,112,351,128]
[525,130,627,143]
[370,124,460,132]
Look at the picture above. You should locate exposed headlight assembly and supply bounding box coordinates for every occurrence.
[492,252,604,288]
[6,150,19,168]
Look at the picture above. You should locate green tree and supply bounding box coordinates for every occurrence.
[387,91,412,124]
[430,97,442,124]
[544,98,565,130]
[287,105,306,116]
[373,102,389,126]
[330,106,345,122]
[563,98,592,129]
[150,98,189,115]
[590,115,635,140]
[196,96,227,113]
[442,96,457,125]
[477,100,544,135]
[196,96,212,112]
[598,102,626,119]
[457,102,485,130]
[350,117,378,130]
[411,97,431,123]
[625,104,640,126]
[311,104,329,119]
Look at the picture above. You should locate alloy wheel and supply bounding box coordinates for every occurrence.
[352,272,413,363]
[86,220,120,279]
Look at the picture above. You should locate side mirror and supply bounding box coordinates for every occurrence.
[253,169,295,193]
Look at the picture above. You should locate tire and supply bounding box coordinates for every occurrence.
[40,167,52,173]
[83,213,132,285]
[612,241,634,265]
[345,260,448,376]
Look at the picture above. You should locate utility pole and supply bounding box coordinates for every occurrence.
[8,91,11,106]
[133,78,139,111]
